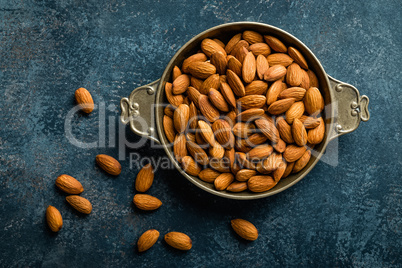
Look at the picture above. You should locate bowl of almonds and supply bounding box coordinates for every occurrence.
[120,22,370,200]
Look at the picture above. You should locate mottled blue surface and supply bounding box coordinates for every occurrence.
[0,0,401,267]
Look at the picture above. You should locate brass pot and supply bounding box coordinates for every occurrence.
[120,22,370,200]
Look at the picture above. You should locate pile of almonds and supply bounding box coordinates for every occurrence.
[163,30,325,193]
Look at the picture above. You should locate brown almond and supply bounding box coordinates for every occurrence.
[201,38,227,57]
[165,82,184,107]
[307,117,325,144]
[163,115,176,143]
[200,74,220,94]
[285,101,305,124]
[300,115,321,129]
[230,40,249,57]
[227,69,245,97]
[273,161,287,182]
[236,108,265,122]
[198,168,221,183]
[245,80,268,95]
[164,232,192,251]
[237,95,266,110]
[283,145,307,162]
[96,154,121,175]
[135,163,154,192]
[267,98,296,115]
[190,76,204,90]
[276,117,294,144]
[188,102,199,130]
[212,119,234,149]
[55,174,84,194]
[181,156,202,176]
[242,51,256,83]
[292,118,308,146]
[208,88,229,112]
[164,105,175,118]
[214,173,234,190]
[220,82,237,108]
[273,138,287,153]
[300,69,310,89]
[235,152,256,170]
[249,43,271,57]
[243,30,263,44]
[172,74,190,94]
[235,169,257,181]
[66,195,92,214]
[173,133,187,163]
[75,87,94,114]
[304,87,324,115]
[286,63,303,87]
[46,205,63,232]
[247,144,273,161]
[283,161,295,178]
[278,87,306,101]
[225,33,242,54]
[188,61,216,79]
[137,229,160,252]
[266,79,283,105]
[267,53,293,67]
[248,175,277,193]
[213,38,225,48]
[264,35,287,52]
[211,52,227,75]
[198,120,215,146]
[293,150,311,173]
[256,153,283,173]
[173,104,190,133]
[227,56,242,77]
[182,53,207,73]
[187,86,201,108]
[133,194,162,211]
[209,143,225,159]
[186,140,209,165]
[254,118,280,143]
[198,95,220,122]
[307,69,319,88]
[227,181,248,192]
[172,66,182,81]
[288,47,308,69]
[233,122,255,138]
[256,54,269,80]
[245,133,268,147]
[264,65,287,81]
[236,46,249,64]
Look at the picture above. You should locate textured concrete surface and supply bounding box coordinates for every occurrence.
[0,0,401,267]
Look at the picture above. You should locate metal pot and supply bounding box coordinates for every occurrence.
[120,22,370,200]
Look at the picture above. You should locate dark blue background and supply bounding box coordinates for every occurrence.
[0,0,401,267]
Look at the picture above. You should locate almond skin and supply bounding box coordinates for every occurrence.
[235,169,257,181]
[267,98,296,115]
[283,145,307,162]
[233,122,255,138]
[237,95,266,110]
[286,63,303,87]
[256,54,269,80]
[198,168,221,183]
[188,61,216,79]
[198,95,220,122]
[135,163,154,192]
[211,52,227,75]
[164,232,192,251]
[66,195,92,214]
[226,181,248,192]
[200,74,220,95]
[55,174,84,194]
[96,154,121,176]
[187,87,201,108]
[209,142,225,159]
[133,194,162,211]
[293,150,311,173]
[249,43,271,57]
[254,118,280,143]
[248,175,277,193]
[278,87,306,101]
[227,69,245,97]
[273,138,287,153]
[264,35,287,52]
[173,133,188,163]
[208,88,229,112]
[307,117,325,144]
[264,65,287,81]
[172,74,190,94]
[247,144,273,161]
[198,120,215,147]
[137,229,160,252]
[300,115,321,129]
[214,173,234,190]
[225,33,242,54]
[186,140,209,165]
[165,82,184,107]
[75,87,94,114]
[256,153,283,174]
[307,69,319,88]
[46,205,63,232]
[201,38,227,57]
[245,81,268,96]
[242,51,256,83]
[181,156,202,176]
[220,82,237,108]
[164,105,175,118]
[172,66,182,81]
[227,56,242,77]
[292,118,308,146]
[285,101,305,124]
[231,219,259,241]
[276,117,294,144]
[266,79,283,105]
[243,30,263,44]
[236,108,265,122]
[304,87,324,115]
[163,115,176,143]
[173,104,190,133]
[283,161,295,178]
[182,53,207,73]
[288,47,308,69]
[212,119,234,149]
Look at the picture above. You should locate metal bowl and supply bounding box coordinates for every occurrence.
[120,22,370,200]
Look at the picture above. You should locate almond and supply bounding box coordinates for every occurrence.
[227,69,245,97]
[201,38,227,57]
[211,52,227,75]
[235,152,255,170]
[186,140,209,165]
[225,110,237,127]
[173,104,190,133]
[307,69,319,88]
[164,105,175,118]
[164,232,192,251]
[75,87,94,114]
[267,53,293,67]
[245,133,268,148]
[227,56,242,77]
[212,119,234,149]
[209,157,231,173]
[307,117,325,144]
[190,76,204,90]
[181,156,202,176]
[96,154,121,176]
[304,87,324,115]
[225,33,242,54]
[249,43,271,57]
[198,120,215,146]
[286,63,303,87]
[264,65,287,81]
[267,98,296,115]
[264,35,287,52]
[137,229,160,252]
[188,102,199,130]
[273,138,287,153]
[200,74,220,94]
[276,117,294,144]
[243,30,263,44]
[182,53,207,73]
[173,133,187,162]
[172,66,182,81]
[254,118,280,143]
[256,54,269,80]
[283,161,295,178]
[288,47,308,69]
[198,168,221,183]
[242,51,256,83]
[213,38,225,48]
[165,82,184,107]
[230,40,249,57]
[172,74,190,94]
[227,181,248,192]
[133,194,162,211]
[55,174,84,194]
[292,118,308,146]
[245,80,268,95]
[237,95,266,110]
[300,69,310,89]
[186,132,196,143]
[214,173,234,190]
[256,153,283,173]
[235,169,257,181]
[208,88,229,112]
[248,175,277,193]
[135,163,154,192]
[293,150,311,173]
[233,122,255,138]
[198,95,220,122]
[236,108,265,122]
[235,46,248,65]
[247,144,273,161]
[209,143,225,159]
[219,82,237,108]
[188,61,216,79]
[278,87,306,101]
[285,101,305,124]
[283,145,307,162]
[66,195,92,214]
[163,115,176,143]
[187,86,201,108]
[266,79,283,105]
[300,115,321,129]
[273,161,287,182]
[46,205,63,232]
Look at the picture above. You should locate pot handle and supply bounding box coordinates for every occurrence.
[120,79,161,144]
[328,75,370,141]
